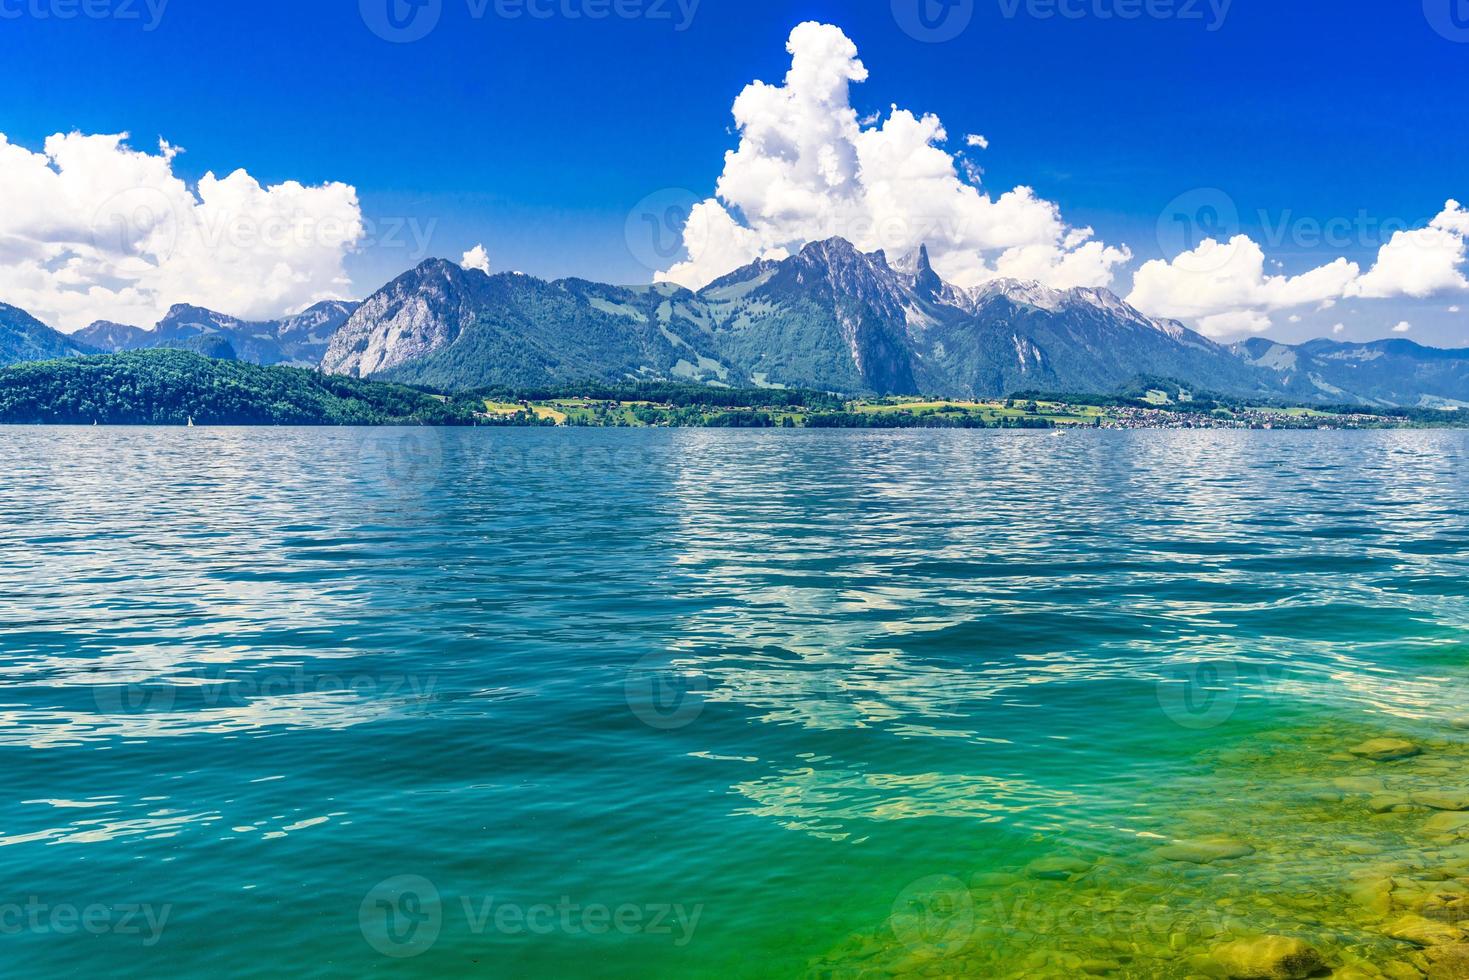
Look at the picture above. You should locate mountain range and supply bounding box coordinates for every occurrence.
[4,238,1468,407]
[322,241,1274,397]
[1232,336,1469,409]
[72,301,359,367]
[321,240,1468,406]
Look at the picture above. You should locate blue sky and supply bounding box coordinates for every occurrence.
[2,0,1467,344]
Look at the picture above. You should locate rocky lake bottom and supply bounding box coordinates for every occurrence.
[818,719,1469,979]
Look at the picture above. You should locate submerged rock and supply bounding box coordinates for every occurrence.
[1425,943,1469,979]
[1155,838,1257,864]
[1350,739,1424,762]
[1209,935,1326,979]
[1426,814,1469,837]
[1383,915,1467,947]
[1026,856,1094,881]
[1413,792,1469,812]
[1079,958,1120,974]
[1351,877,1397,917]
[1403,883,1469,924]
[1337,777,1389,794]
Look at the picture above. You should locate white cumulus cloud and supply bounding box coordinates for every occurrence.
[1127,201,1469,338]
[1127,236,1360,338]
[655,22,1130,293]
[0,131,364,332]
[1392,321,1413,333]
[1199,310,1274,337]
[1349,202,1469,299]
[461,244,491,274]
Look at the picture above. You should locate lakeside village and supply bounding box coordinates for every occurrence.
[473,389,1455,431]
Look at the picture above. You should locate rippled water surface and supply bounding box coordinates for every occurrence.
[2,427,1468,977]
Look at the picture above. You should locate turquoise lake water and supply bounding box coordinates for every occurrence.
[3,427,1468,978]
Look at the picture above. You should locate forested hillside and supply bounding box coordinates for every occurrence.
[0,350,483,426]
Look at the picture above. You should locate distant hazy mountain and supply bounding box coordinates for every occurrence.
[1233,337,1469,408]
[275,301,360,358]
[0,303,95,367]
[74,300,360,367]
[72,320,151,352]
[324,239,1280,399]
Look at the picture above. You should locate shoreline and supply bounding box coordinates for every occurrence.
[2,421,1467,431]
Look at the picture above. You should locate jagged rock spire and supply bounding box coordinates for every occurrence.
[912,243,944,297]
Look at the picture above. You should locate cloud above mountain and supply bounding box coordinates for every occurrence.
[5,37,1462,346]
[0,132,363,332]
[461,244,491,274]
[647,21,1469,342]
[1127,201,1469,338]
[1128,236,1361,337]
[1350,202,1469,300]
[656,22,1130,294]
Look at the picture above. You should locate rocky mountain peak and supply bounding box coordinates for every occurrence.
[910,244,944,298]
[321,259,494,378]
[798,236,864,262]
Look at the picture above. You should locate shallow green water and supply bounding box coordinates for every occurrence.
[2,428,1467,977]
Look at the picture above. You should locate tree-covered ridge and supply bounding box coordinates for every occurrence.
[0,302,94,368]
[0,349,484,426]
